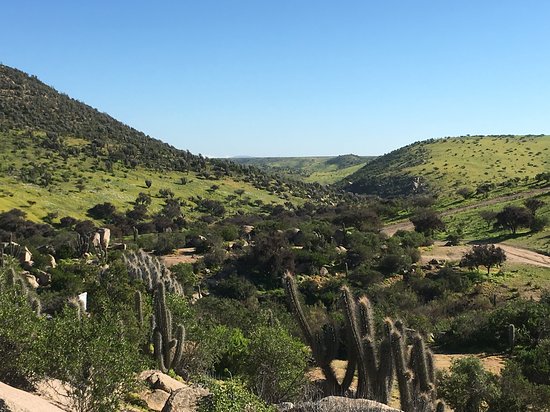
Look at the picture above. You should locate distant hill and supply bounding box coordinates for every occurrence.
[0,65,339,222]
[231,154,374,184]
[339,135,550,199]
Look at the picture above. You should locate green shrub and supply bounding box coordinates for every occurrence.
[243,325,309,403]
[198,378,275,412]
[0,266,44,387]
[438,356,499,412]
[34,308,142,412]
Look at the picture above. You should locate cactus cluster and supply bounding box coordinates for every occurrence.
[151,282,185,374]
[284,273,445,412]
[2,268,41,314]
[123,250,183,295]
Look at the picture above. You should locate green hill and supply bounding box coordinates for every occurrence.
[231,154,374,184]
[340,135,550,200]
[0,65,338,223]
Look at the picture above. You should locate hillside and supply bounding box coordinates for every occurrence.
[340,135,550,200]
[231,154,374,184]
[0,65,339,222]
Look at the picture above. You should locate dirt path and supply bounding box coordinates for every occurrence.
[382,187,550,237]
[161,247,200,267]
[419,241,550,268]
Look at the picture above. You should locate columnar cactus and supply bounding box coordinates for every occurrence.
[508,323,516,352]
[152,282,185,373]
[284,272,445,411]
[123,250,183,295]
[283,273,355,396]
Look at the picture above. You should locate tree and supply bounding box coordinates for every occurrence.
[524,198,545,216]
[410,208,445,236]
[460,244,506,274]
[87,202,116,221]
[456,187,474,199]
[145,179,152,188]
[479,210,498,229]
[135,192,152,206]
[494,206,533,234]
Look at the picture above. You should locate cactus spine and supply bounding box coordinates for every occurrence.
[152,282,185,373]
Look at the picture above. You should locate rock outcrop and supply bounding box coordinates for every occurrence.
[279,396,403,412]
[0,382,65,412]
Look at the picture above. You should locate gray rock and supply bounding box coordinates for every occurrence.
[161,385,210,412]
[141,389,171,411]
[139,370,185,393]
[0,382,64,412]
[284,396,402,412]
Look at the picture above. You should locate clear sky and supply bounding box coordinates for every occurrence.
[2,1,550,157]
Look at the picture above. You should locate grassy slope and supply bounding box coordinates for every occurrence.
[345,135,550,200]
[0,131,301,223]
[444,191,550,254]
[232,155,373,184]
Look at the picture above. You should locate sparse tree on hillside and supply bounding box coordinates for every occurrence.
[479,210,498,229]
[410,208,445,236]
[524,198,545,216]
[460,244,506,274]
[494,206,533,234]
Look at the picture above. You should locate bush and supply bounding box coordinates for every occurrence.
[198,378,275,412]
[243,325,309,403]
[34,308,142,412]
[212,275,257,301]
[438,356,499,412]
[0,266,44,387]
[515,339,550,385]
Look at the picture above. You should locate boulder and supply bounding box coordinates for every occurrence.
[139,370,185,394]
[47,254,57,269]
[0,382,65,412]
[319,267,330,276]
[161,385,210,412]
[35,270,51,286]
[21,272,39,289]
[98,228,111,249]
[281,396,402,412]
[141,389,171,411]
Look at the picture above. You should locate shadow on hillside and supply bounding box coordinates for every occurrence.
[468,232,524,245]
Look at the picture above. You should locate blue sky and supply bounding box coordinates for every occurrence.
[2,1,550,157]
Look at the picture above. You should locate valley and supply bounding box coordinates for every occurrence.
[0,64,549,412]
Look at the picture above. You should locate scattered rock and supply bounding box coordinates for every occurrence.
[47,254,57,269]
[141,389,171,411]
[319,267,330,276]
[21,272,39,289]
[35,270,52,286]
[139,370,185,394]
[161,385,210,412]
[335,246,347,254]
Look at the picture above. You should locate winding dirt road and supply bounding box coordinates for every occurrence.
[382,188,550,268]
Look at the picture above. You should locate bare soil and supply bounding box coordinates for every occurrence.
[160,247,200,267]
[382,187,550,237]
[420,241,550,268]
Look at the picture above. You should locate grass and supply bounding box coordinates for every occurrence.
[489,263,550,300]
[442,192,550,253]
[346,134,550,201]
[231,155,373,184]
[0,130,303,223]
